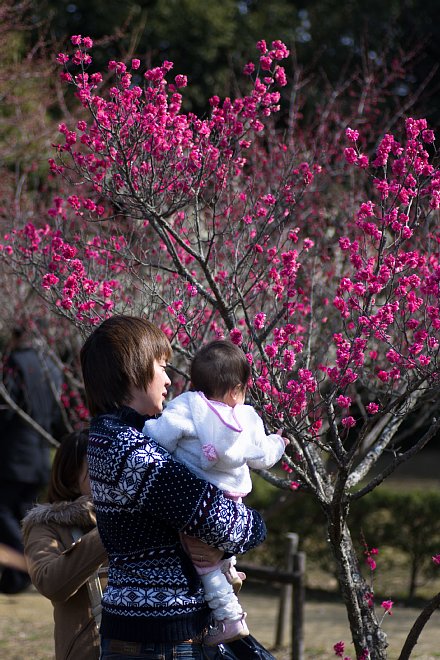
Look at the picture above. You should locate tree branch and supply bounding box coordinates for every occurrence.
[0,382,59,448]
[397,592,440,660]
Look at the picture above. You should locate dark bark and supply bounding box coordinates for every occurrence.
[328,514,389,659]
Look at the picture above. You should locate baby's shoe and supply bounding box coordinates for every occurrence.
[221,561,245,594]
[204,613,249,647]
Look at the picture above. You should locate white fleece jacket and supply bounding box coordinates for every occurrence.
[143,391,285,495]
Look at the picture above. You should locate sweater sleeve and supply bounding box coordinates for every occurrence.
[91,426,266,557]
[24,524,107,603]
[179,476,266,555]
[147,444,267,555]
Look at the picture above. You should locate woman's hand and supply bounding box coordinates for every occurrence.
[180,533,223,568]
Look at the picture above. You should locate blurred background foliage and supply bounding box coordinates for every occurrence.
[2,0,436,216]
[26,0,440,119]
[1,0,438,206]
[246,474,440,603]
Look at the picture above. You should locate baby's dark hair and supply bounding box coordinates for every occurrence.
[190,340,251,399]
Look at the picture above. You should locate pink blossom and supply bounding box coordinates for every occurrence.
[345,127,359,142]
[60,297,73,310]
[56,53,69,64]
[264,343,278,358]
[131,59,140,70]
[186,283,198,297]
[334,641,345,657]
[229,328,243,345]
[274,66,287,86]
[175,74,188,88]
[422,129,435,143]
[366,402,379,414]
[283,349,296,370]
[260,55,273,71]
[381,600,393,615]
[254,313,266,329]
[42,273,59,289]
[365,547,378,572]
[366,556,376,571]
[341,416,356,428]
[344,147,357,164]
[243,62,255,75]
[270,40,290,60]
[337,395,351,409]
[432,555,440,566]
[377,370,390,383]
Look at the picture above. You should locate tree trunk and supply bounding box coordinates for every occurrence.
[328,516,389,659]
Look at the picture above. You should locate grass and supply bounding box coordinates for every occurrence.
[2,580,440,660]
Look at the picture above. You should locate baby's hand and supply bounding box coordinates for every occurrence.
[277,429,290,447]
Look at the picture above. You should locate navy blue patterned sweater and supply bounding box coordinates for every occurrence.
[88,406,266,643]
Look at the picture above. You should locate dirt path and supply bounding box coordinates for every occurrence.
[1,584,440,659]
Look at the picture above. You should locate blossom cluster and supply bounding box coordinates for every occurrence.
[1,36,439,469]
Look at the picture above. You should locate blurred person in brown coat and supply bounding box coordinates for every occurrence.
[22,430,107,660]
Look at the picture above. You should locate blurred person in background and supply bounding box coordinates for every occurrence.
[0,325,63,593]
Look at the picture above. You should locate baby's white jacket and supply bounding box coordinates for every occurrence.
[143,391,286,495]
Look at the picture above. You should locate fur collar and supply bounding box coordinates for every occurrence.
[22,495,96,539]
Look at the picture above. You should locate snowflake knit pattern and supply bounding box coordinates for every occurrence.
[88,406,266,643]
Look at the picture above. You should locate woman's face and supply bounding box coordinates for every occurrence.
[78,459,91,497]
[128,358,171,416]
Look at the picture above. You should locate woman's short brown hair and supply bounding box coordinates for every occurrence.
[80,315,172,416]
[190,340,251,399]
[47,430,89,503]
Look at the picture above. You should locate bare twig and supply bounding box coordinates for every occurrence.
[0,382,59,448]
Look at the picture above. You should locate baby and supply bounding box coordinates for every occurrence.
[143,339,288,646]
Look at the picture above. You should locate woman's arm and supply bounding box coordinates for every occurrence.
[89,422,267,556]
[24,524,107,603]
[136,440,267,555]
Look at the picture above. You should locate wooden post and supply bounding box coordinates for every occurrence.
[292,550,306,660]
[275,533,298,648]
[236,534,306,660]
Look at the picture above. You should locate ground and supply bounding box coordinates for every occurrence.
[2,452,440,658]
[1,582,440,660]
